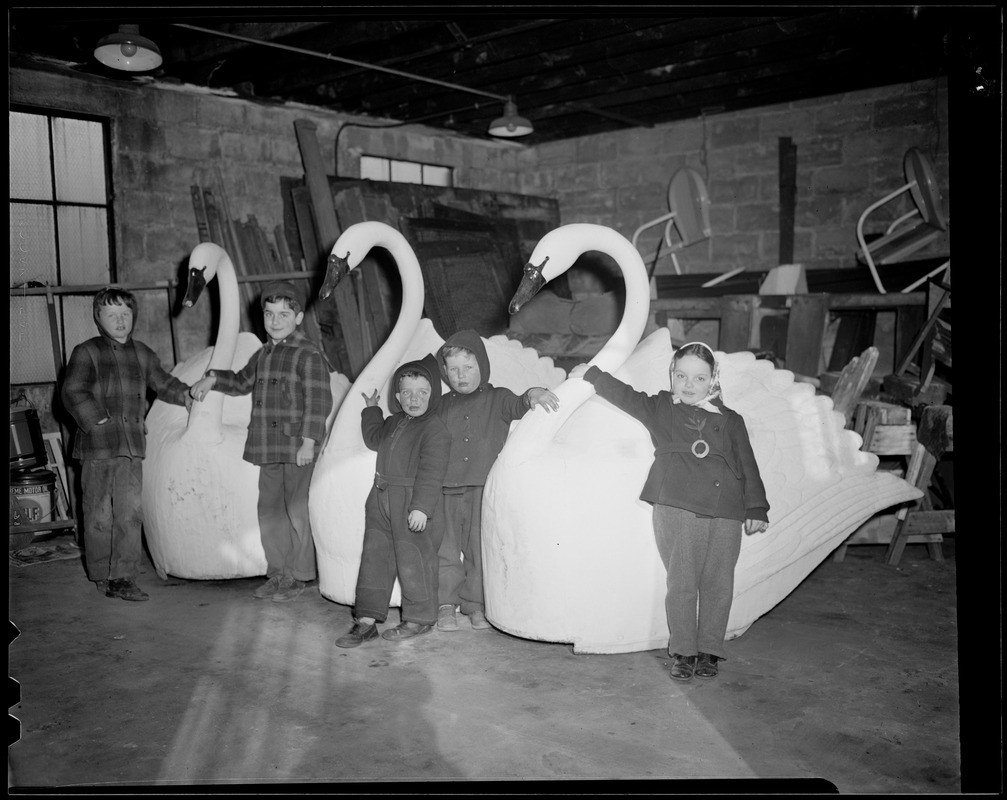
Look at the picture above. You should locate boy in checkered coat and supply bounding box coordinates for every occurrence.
[190,281,333,602]
[62,287,195,602]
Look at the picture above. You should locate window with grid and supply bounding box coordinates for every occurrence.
[359,155,452,187]
[9,109,113,384]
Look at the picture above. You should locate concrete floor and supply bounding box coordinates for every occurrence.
[9,536,963,792]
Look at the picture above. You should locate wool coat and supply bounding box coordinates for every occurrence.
[62,329,189,461]
[584,366,769,524]
[209,329,332,466]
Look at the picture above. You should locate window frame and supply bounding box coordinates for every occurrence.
[9,104,116,383]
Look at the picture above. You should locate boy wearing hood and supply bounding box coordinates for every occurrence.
[336,354,452,646]
[62,288,196,601]
[434,330,559,632]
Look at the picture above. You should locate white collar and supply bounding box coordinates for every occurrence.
[673,396,721,414]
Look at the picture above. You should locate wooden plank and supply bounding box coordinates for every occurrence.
[294,118,365,377]
[290,184,347,375]
[273,225,293,272]
[399,217,515,338]
[903,510,955,535]
[866,424,917,455]
[882,372,950,407]
[280,177,307,270]
[857,400,911,427]
[359,259,392,348]
[719,295,757,352]
[190,185,211,243]
[828,346,878,427]
[784,294,829,376]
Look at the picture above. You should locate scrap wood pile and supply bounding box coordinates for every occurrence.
[189,166,321,345]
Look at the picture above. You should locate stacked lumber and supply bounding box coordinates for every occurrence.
[190,169,322,347]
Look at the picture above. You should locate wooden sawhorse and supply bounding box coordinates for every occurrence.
[833,402,952,564]
[885,404,953,565]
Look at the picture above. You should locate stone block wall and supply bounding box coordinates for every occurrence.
[11,66,949,370]
[10,67,522,368]
[516,79,950,282]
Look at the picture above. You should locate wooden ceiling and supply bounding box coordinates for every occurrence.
[8,8,999,144]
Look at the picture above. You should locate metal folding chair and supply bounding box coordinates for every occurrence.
[856,147,949,294]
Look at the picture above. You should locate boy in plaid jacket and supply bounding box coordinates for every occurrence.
[62,288,194,601]
[190,281,333,603]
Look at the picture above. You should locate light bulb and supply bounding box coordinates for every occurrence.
[120,42,137,58]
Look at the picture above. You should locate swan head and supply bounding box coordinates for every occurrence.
[182,266,208,309]
[509,257,549,315]
[320,251,351,301]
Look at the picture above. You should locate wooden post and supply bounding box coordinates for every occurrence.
[778,137,797,265]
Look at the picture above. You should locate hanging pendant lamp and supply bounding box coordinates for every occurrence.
[94,24,162,72]
[488,97,533,138]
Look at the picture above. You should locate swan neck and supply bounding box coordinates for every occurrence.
[184,243,238,438]
[327,230,426,446]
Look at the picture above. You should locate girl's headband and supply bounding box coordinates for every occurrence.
[678,341,717,359]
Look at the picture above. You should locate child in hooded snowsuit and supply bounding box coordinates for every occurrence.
[335,353,452,646]
[433,330,559,631]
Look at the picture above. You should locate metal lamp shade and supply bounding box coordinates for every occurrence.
[94,24,162,72]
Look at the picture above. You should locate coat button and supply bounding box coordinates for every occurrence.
[463,457,469,462]
[463,437,469,442]
[271,421,277,427]
[256,400,263,407]
[714,480,720,487]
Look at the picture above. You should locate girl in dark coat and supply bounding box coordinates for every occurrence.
[571,342,769,681]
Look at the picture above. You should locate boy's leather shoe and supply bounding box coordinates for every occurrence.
[335,621,379,648]
[381,621,434,641]
[670,653,697,682]
[467,610,491,630]
[253,575,283,599]
[437,604,459,631]
[695,652,720,679]
[106,578,149,602]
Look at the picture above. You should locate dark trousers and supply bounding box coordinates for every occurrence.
[81,456,144,582]
[355,485,443,626]
[654,504,742,660]
[437,486,484,614]
[257,462,317,581]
